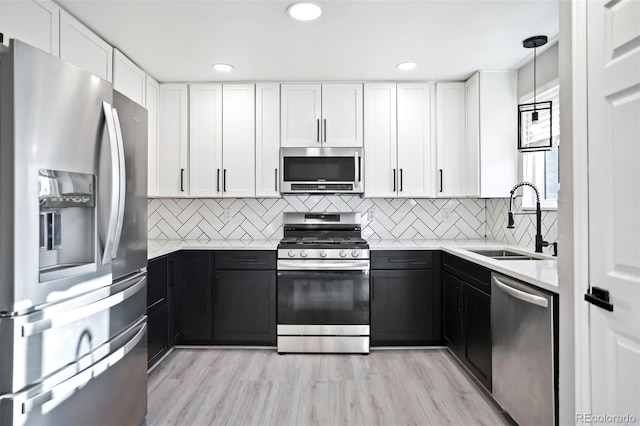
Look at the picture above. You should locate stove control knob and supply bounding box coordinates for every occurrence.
[351,250,360,258]
[300,250,308,258]
[339,250,347,258]
[320,250,328,258]
[288,250,296,258]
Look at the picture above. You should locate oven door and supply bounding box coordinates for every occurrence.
[277,269,370,328]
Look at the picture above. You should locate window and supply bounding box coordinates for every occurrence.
[521,84,560,209]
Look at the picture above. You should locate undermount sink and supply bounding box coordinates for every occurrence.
[469,249,547,261]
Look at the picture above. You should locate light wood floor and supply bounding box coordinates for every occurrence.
[147,348,510,426]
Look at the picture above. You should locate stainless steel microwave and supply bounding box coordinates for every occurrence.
[280,147,363,194]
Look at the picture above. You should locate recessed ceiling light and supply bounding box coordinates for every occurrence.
[397,62,417,71]
[213,63,233,72]
[287,2,322,21]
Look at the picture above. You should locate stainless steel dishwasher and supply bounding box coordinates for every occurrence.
[491,273,555,426]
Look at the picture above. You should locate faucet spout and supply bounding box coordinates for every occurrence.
[507,181,549,253]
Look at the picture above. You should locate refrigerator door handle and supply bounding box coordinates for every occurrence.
[21,275,146,337]
[110,108,127,260]
[101,102,122,265]
[21,321,147,416]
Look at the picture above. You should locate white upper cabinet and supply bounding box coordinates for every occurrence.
[158,84,189,197]
[0,0,60,56]
[113,49,146,107]
[255,83,281,198]
[321,84,363,147]
[465,71,518,197]
[146,75,160,197]
[189,83,223,197]
[60,10,112,82]
[364,83,397,198]
[281,83,362,147]
[436,82,467,197]
[397,83,435,197]
[222,84,255,198]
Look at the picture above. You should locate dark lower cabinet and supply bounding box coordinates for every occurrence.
[213,270,276,345]
[166,253,181,348]
[179,251,213,343]
[147,256,169,368]
[442,253,492,391]
[370,251,441,346]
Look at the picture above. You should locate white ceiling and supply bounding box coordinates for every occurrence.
[57,0,559,83]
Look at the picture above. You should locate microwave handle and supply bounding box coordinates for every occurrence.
[354,152,362,183]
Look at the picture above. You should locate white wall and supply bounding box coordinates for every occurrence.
[517,42,559,99]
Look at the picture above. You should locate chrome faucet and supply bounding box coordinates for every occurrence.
[507,181,549,253]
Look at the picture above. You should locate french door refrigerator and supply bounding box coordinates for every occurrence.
[0,39,148,426]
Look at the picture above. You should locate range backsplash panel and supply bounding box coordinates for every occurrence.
[147,196,487,241]
[486,198,558,254]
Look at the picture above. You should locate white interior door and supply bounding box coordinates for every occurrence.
[587,0,640,421]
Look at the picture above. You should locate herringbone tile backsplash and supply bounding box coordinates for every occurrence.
[148,196,487,240]
[486,198,558,252]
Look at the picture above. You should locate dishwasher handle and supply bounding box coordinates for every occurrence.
[493,276,548,308]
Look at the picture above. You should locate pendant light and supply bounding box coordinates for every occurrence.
[518,35,553,152]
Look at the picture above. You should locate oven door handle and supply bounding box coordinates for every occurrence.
[277,260,370,271]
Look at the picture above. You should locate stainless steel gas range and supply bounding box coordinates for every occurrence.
[277,212,370,354]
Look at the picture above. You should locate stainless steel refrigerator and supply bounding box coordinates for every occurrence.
[0,39,148,426]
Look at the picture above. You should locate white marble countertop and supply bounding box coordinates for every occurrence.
[148,238,558,294]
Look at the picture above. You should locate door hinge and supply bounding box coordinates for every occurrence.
[584,286,614,312]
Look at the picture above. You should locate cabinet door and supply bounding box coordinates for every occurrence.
[364,83,397,197]
[436,83,466,197]
[60,10,112,82]
[0,0,59,56]
[371,269,439,345]
[213,270,276,345]
[463,283,492,390]
[147,256,168,309]
[322,83,363,147]
[166,253,181,348]
[147,302,168,368]
[397,83,435,197]
[179,251,213,343]
[222,84,255,197]
[158,84,189,197]
[442,271,464,358]
[113,49,146,107]
[146,75,160,197]
[189,83,223,197]
[280,84,321,147]
[465,73,481,196]
[255,83,281,198]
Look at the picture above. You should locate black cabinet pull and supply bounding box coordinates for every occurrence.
[168,259,175,288]
[585,287,614,311]
[216,169,220,192]
[223,169,227,192]
[317,119,320,142]
[323,119,327,142]
[180,169,185,192]
[275,168,278,191]
[371,276,375,301]
[439,169,443,193]
[393,169,396,192]
[388,258,416,263]
[400,169,403,192]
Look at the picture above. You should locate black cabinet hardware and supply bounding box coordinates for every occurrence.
[223,169,227,192]
[317,119,320,142]
[585,287,614,311]
[216,169,220,192]
[393,169,397,192]
[180,169,185,192]
[439,169,443,193]
[400,169,403,192]
[323,119,327,142]
[275,169,278,191]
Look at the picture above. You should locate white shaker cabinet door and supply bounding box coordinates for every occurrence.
[189,83,223,197]
[113,49,146,107]
[0,0,60,56]
[280,84,321,147]
[322,83,363,147]
[146,75,160,197]
[465,73,481,196]
[222,84,255,198]
[364,83,397,197]
[60,10,112,82]
[397,83,435,198]
[158,84,189,197]
[436,82,466,197]
[255,83,281,198]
